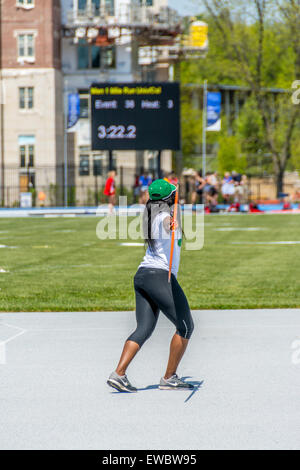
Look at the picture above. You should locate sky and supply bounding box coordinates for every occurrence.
[168,0,201,16]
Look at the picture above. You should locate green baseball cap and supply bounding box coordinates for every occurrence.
[148,179,177,201]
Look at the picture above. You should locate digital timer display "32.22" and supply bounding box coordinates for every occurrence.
[97,125,137,140]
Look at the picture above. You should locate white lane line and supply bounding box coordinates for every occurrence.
[1,323,27,344]
[0,323,27,364]
[0,245,17,249]
[120,243,144,247]
[13,264,128,273]
[55,230,75,233]
[231,241,300,245]
[215,227,265,231]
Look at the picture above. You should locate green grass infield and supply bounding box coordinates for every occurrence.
[0,214,299,311]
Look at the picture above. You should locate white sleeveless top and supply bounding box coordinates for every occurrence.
[139,211,182,276]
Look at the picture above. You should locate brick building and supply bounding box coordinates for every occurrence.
[0,0,64,206]
[0,0,179,207]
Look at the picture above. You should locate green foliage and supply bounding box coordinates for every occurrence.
[291,131,300,171]
[180,2,300,186]
[217,135,246,175]
[29,187,37,207]
[180,17,246,85]
[67,186,76,207]
[116,186,134,205]
[261,26,295,88]
[49,184,62,207]
[180,11,295,90]
[181,91,202,161]
[236,98,265,154]
[86,188,96,206]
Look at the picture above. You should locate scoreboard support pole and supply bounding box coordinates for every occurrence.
[108,150,113,171]
[157,150,162,179]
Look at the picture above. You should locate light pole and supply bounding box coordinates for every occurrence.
[202,80,208,178]
[63,79,68,207]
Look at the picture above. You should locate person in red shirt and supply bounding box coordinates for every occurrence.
[164,171,178,187]
[103,170,116,214]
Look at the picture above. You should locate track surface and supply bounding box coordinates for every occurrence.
[0,310,300,450]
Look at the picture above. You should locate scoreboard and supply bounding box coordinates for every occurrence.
[90,83,180,151]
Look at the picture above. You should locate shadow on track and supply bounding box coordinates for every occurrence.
[109,376,204,402]
[108,384,159,394]
[181,377,204,403]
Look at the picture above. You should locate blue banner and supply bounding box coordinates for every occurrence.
[206,92,221,131]
[68,93,80,129]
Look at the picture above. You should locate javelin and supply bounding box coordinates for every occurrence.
[168,186,179,283]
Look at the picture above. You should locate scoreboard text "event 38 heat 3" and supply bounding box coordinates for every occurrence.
[90,83,181,151]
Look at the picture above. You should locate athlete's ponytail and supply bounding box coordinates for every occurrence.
[143,192,176,253]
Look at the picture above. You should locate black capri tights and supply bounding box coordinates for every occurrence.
[128,268,194,348]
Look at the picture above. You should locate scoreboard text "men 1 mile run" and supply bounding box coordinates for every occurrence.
[90,83,181,151]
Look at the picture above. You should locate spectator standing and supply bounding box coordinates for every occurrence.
[104,170,116,214]
[221,172,235,202]
[206,172,219,206]
[192,170,206,205]
[238,174,249,204]
[139,172,152,204]
[232,170,243,204]
[133,174,140,204]
[232,170,242,184]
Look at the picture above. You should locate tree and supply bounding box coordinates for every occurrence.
[180,89,202,166]
[217,135,246,175]
[192,0,300,195]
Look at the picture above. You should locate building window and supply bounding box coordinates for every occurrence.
[19,87,34,109]
[77,1,112,15]
[77,40,115,70]
[28,145,34,167]
[103,47,116,68]
[78,40,100,69]
[93,156,103,176]
[91,45,101,68]
[93,0,100,14]
[19,143,35,168]
[16,0,34,9]
[77,0,100,15]
[105,0,114,16]
[79,155,90,176]
[78,0,87,12]
[139,0,153,5]
[17,33,35,61]
[79,152,105,176]
[79,95,89,118]
[20,146,26,168]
